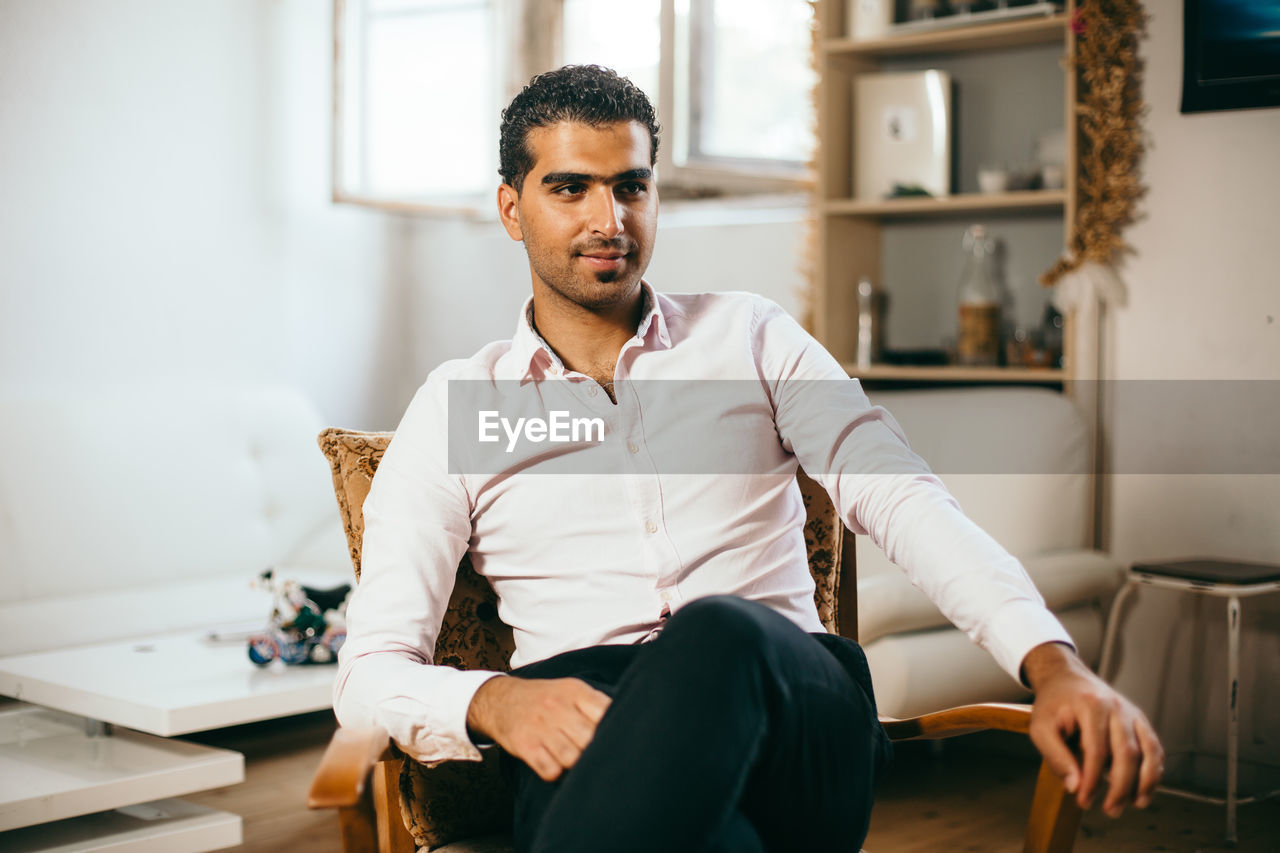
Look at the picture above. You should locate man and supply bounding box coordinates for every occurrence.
[336,65,1163,852]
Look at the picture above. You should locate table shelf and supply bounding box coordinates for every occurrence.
[0,705,242,832]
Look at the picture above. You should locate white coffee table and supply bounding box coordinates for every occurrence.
[0,629,337,851]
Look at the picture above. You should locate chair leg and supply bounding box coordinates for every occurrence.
[1022,758,1083,853]
[337,784,379,853]
[373,758,416,853]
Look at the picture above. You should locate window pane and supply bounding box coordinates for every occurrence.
[697,0,815,164]
[357,0,496,198]
[561,0,661,105]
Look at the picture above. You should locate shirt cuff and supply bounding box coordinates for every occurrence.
[377,668,506,765]
[977,599,1076,688]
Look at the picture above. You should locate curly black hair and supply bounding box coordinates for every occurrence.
[499,65,660,192]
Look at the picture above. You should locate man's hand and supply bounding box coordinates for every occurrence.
[1022,642,1164,817]
[466,675,612,782]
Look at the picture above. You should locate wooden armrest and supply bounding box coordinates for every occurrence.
[879,702,1032,742]
[307,725,395,809]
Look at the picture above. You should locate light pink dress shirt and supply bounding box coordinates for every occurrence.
[335,285,1073,764]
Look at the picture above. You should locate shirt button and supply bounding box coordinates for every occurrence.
[660,590,672,602]
[588,386,598,397]
[627,440,639,454]
[644,520,658,534]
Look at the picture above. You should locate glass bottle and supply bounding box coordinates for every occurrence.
[854,276,882,369]
[955,225,1001,366]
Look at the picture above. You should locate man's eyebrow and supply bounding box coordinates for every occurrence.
[540,168,653,186]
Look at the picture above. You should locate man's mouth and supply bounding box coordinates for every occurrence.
[579,251,628,271]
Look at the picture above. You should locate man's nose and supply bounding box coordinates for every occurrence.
[587,187,624,238]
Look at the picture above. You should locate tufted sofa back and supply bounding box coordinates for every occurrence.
[0,385,350,655]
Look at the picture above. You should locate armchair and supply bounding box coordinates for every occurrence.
[308,428,1081,852]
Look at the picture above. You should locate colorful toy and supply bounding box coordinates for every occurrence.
[247,568,351,665]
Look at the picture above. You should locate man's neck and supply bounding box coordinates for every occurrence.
[529,284,645,382]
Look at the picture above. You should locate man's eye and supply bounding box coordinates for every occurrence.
[554,184,586,196]
[619,182,648,196]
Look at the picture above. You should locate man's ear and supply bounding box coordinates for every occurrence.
[497,184,523,241]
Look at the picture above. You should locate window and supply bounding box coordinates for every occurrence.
[679,0,816,167]
[333,0,815,212]
[334,0,506,210]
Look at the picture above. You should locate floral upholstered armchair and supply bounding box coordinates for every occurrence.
[307,427,1081,853]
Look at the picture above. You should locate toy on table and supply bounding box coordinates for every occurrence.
[247,568,351,665]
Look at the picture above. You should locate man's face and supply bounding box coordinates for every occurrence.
[498,121,657,313]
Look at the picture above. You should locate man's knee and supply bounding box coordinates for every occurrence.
[664,595,792,653]
[657,595,819,685]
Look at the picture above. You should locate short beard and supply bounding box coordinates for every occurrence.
[524,238,645,311]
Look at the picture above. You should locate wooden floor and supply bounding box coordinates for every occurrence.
[185,710,340,853]
[189,717,1279,852]
[868,735,1280,853]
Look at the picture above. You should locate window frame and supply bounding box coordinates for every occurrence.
[330,0,813,216]
[657,0,814,196]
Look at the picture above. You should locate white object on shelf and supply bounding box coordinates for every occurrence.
[853,70,952,200]
[847,0,892,41]
[977,165,1010,193]
[0,705,243,832]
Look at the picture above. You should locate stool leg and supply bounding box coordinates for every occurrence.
[1226,595,1240,846]
[1099,579,1138,682]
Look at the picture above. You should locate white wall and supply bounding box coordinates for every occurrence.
[1104,4,1280,564]
[0,0,411,429]
[1101,4,1280,769]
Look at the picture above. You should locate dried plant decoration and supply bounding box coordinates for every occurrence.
[798,0,821,331]
[1042,0,1148,287]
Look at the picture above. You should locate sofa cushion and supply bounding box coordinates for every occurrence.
[859,388,1092,562]
[857,549,1122,646]
[867,602,1107,719]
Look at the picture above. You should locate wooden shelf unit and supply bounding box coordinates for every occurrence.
[823,189,1066,219]
[824,12,1070,58]
[812,2,1079,383]
[842,364,1065,385]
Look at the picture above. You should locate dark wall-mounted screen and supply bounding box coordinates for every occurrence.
[1181,0,1280,113]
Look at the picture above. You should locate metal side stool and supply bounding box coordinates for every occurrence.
[1098,559,1280,845]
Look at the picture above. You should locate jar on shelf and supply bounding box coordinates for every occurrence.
[854,276,883,369]
[955,225,1001,367]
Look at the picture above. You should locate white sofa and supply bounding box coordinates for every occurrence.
[0,384,351,657]
[857,387,1123,718]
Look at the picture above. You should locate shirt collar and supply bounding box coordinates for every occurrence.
[506,281,671,381]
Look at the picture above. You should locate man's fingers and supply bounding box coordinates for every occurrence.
[1134,717,1165,808]
[561,709,601,752]
[575,686,612,723]
[1029,719,1081,795]
[1102,713,1140,816]
[1076,703,1109,808]
[525,745,565,782]
[542,729,585,772]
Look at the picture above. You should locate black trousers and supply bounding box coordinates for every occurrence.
[500,595,893,853]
